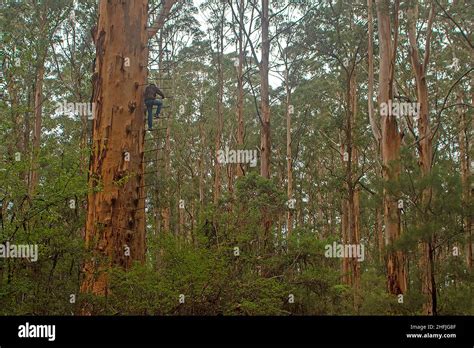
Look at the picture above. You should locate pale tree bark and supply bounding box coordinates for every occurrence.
[260,0,271,179]
[368,0,384,264]
[161,40,175,233]
[285,70,293,236]
[199,118,205,213]
[341,67,361,291]
[154,1,179,233]
[5,66,25,182]
[236,0,245,178]
[214,4,225,204]
[257,0,272,248]
[407,2,436,315]
[367,0,381,145]
[376,0,407,295]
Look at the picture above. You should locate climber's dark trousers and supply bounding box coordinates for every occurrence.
[145,98,162,129]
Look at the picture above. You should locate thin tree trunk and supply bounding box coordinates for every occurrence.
[260,0,270,179]
[214,5,225,204]
[285,71,293,236]
[162,111,171,232]
[348,70,361,290]
[408,2,436,315]
[236,0,245,178]
[368,0,384,265]
[29,61,45,196]
[154,31,164,237]
[457,92,472,269]
[199,119,205,212]
[341,138,350,285]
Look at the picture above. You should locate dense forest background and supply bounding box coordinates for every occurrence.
[0,0,472,315]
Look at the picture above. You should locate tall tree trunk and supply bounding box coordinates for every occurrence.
[260,0,270,179]
[199,118,205,213]
[162,112,171,231]
[341,67,361,290]
[458,88,472,269]
[156,2,179,233]
[81,0,148,297]
[376,0,407,295]
[154,31,164,237]
[368,0,384,264]
[258,0,271,248]
[408,2,436,315]
[348,70,361,290]
[29,60,45,196]
[285,71,293,236]
[236,0,245,178]
[213,5,225,204]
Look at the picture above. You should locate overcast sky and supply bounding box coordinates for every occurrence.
[190,0,285,88]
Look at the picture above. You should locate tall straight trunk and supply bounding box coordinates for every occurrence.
[21,89,31,185]
[81,0,148,297]
[348,71,361,290]
[6,72,25,182]
[214,5,225,204]
[258,0,271,248]
[260,0,270,179]
[376,207,384,262]
[29,61,45,196]
[161,43,172,233]
[341,68,361,289]
[162,104,171,231]
[199,119,205,212]
[236,0,245,178]
[367,0,381,144]
[154,32,164,236]
[153,32,166,235]
[340,135,350,284]
[159,8,178,233]
[376,0,407,295]
[29,5,48,196]
[178,177,185,238]
[227,161,235,195]
[341,170,350,284]
[458,87,472,269]
[408,3,436,315]
[368,0,384,264]
[285,72,293,236]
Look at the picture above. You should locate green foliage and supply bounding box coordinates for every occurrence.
[0,0,472,317]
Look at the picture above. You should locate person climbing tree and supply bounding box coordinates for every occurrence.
[144,83,165,130]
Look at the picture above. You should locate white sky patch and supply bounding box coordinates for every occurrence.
[191,0,287,89]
